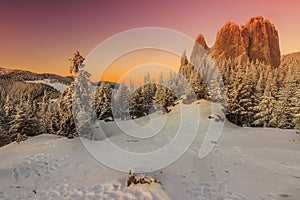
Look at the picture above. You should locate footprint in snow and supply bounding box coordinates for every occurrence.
[13,168,20,181]
[185,181,246,200]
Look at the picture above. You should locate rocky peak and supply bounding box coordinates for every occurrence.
[210,22,247,62]
[195,34,209,50]
[190,34,209,61]
[242,16,281,68]
[188,16,281,68]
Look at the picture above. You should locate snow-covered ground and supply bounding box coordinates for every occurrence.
[0,100,299,199]
[26,79,68,93]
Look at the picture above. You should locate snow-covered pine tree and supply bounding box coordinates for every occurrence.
[239,63,257,126]
[190,71,202,99]
[290,67,300,129]
[270,67,296,129]
[153,72,165,110]
[4,95,14,119]
[129,87,145,118]
[206,60,224,103]
[95,82,112,120]
[112,83,130,120]
[39,91,50,134]
[292,83,300,130]
[72,63,96,139]
[69,50,85,74]
[9,99,40,138]
[253,86,277,127]
[47,102,60,134]
[226,59,252,126]
[141,73,156,115]
[128,79,135,93]
[56,51,86,137]
[57,83,76,136]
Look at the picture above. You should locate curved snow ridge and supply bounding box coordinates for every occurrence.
[26,79,68,93]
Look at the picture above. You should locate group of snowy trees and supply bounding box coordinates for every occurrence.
[0,93,47,146]
[212,57,299,128]
[1,50,299,146]
[180,51,300,129]
[101,72,180,120]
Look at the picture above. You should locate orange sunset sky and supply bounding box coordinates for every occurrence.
[1,0,300,83]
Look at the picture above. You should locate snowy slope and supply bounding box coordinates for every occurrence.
[26,79,68,93]
[0,100,299,200]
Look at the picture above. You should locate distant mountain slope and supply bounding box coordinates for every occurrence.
[0,68,72,107]
[0,68,73,85]
[281,51,300,67]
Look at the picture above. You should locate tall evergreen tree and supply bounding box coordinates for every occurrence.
[95,82,112,120]
[112,83,130,120]
[270,67,296,128]
[72,64,96,139]
[9,100,40,138]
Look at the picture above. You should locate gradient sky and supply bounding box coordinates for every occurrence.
[1,0,300,82]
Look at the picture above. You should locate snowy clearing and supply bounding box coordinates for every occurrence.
[0,100,299,199]
[26,79,68,93]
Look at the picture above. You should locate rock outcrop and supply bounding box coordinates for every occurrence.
[241,16,281,68]
[188,16,281,68]
[210,22,248,62]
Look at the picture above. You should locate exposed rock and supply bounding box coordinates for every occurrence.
[210,22,247,62]
[195,34,209,50]
[187,16,281,68]
[242,16,281,68]
[190,34,209,63]
[67,133,74,139]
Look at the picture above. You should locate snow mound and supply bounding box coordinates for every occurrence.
[0,101,300,199]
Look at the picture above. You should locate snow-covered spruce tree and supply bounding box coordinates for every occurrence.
[253,67,265,108]
[226,59,253,126]
[95,82,112,120]
[291,68,300,129]
[153,72,165,110]
[39,91,50,134]
[292,86,300,130]
[143,83,157,115]
[57,83,75,136]
[47,101,60,134]
[0,110,5,132]
[56,50,86,137]
[72,59,96,139]
[141,73,157,115]
[9,100,40,138]
[153,72,177,112]
[69,50,85,74]
[239,63,257,126]
[4,95,14,120]
[0,109,7,141]
[128,79,135,93]
[270,67,299,129]
[253,87,277,127]
[112,83,130,120]
[129,87,145,118]
[206,60,224,103]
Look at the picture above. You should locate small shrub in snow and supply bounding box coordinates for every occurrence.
[15,133,28,143]
[126,170,160,187]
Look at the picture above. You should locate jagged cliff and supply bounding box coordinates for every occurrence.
[183,16,281,70]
